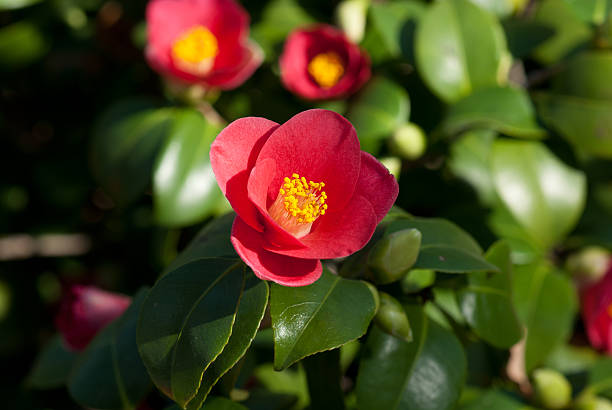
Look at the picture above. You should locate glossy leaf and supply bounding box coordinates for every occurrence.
[186,274,269,410]
[153,109,224,227]
[513,262,578,372]
[562,0,612,25]
[356,304,466,410]
[27,334,77,389]
[90,100,173,205]
[491,139,587,250]
[415,0,509,103]
[386,218,499,273]
[440,87,545,139]
[270,269,378,370]
[68,289,152,410]
[347,77,410,154]
[457,241,523,348]
[137,258,245,407]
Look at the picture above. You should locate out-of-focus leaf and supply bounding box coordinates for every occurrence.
[459,389,534,410]
[0,0,41,10]
[415,0,509,103]
[467,0,516,18]
[254,365,308,409]
[0,21,49,69]
[440,87,545,139]
[502,20,555,59]
[201,396,248,410]
[562,0,612,25]
[90,100,173,205]
[513,262,577,372]
[552,51,612,100]
[401,269,436,294]
[535,93,612,159]
[457,241,523,348]
[153,109,224,227]
[137,259,244,408]
[347,77,410,154]
[545,344,599,374]
[68,289,152,410]
[356,304,466,410]
[368,1,425,61]
[27,335,77,389]
[336,0,369,43]
[588,358,612,394]
[270,269,378,370]
[303,349,345,410]
[491,139,587,250]
[186,274,269,410]
[532,0,591,64]
[386,218,499,273]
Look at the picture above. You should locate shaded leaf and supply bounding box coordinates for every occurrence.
[270,269,378,370]
[562,0,612,25]
[27,335,77,389]
[0,21,48,69]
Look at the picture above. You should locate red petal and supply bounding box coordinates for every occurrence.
[256,109,361,213]
[205,41,264,89]
[231,217,322,286]
[211,117,279,231]
[357,152,399,223]
[264,194,378,259]
[247,158,307,248]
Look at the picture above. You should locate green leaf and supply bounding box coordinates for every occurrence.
[90,100,173,205]
[513,262,578,372]
[401,269,436,294]
[552,51,612,101]
[27,335,77,389]
[0,0,42,10]
[270,269,378,370]
[0,21,49,70]
[368,1,425,60]
[368,228,421,285]
[532,0,591,64]
[68,289,152,410]
[466,0,515,18]
[457,241,523,348]
[459,389,534,410]
[589,358,612,394]
[136,258,245,407]
[502,20,555,59]
[356,304,467,410]
[347,77,410,154]
[415,0,509,103]
[186,274,269,410]
[303,349,345,410]
[386,218,499,273]
[491,139,587,250]
[153,109,224,227]
[562,0,612,25]
[201,397,248,410]
[440,86,545,139]
[253,364,308,409]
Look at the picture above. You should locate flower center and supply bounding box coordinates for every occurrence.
[268,173,328,238]
[307,52,344,88]
[171,26,218,75]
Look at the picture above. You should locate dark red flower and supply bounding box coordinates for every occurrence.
[210,109,398,286]
[55,285,131,351]
[279,24,370,100]
[581,260,612,355]
[145,0,262,90]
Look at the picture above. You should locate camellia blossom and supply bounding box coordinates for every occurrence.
[55,285,131,351]
[210,109,398,286]
[279,24,370,100]
[145,0,263,90]
[581,260,612,355]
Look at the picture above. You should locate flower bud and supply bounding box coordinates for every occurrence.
[566,246,611,284]
[367,228,421,284]
[532,368,572,409]
[390,122,427,160]
[374,292,412,342]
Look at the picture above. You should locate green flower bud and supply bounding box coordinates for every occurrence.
[374,292,412,342]
[390,123,427,160]
[368,228,421,284]
[532,368,572,409]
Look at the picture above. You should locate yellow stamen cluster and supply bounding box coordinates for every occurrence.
[307,52,345,88]
[279,173,328,224]
[172,25,219,64]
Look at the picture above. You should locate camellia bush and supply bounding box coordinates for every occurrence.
[2,0,612,409]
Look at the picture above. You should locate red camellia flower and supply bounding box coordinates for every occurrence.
[279,25,370,100]
[55,285,131,351]
[581,260,612,354]
[145,0,262,90]
[210,109,398,286]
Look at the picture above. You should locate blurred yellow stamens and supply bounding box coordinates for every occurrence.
[308,52,344,88]
[172,26,218,63]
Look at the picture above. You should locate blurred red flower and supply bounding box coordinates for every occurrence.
[280,24,370,100]
[145,0,262,90]
[210,109,398,286]
[581,260,612,354]
[55,285,131,351]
